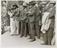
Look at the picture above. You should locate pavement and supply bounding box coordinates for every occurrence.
[1,30,55,48]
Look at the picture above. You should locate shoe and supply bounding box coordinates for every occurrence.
[10,34,19,36]
[20,35,23,37]
[24,35,27,37]
[41,43,48,45]
[28,37,32,39]
[30,38,36,42]
[37,36,40,39]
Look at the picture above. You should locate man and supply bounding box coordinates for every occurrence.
[13,5,20,35]
[8,4,19,35]
[27,1,36,42]
[20,2,27,37]
[41,4,55,45]
[23,2,29,37]
[18,2,24,35]
[35,3,41,39]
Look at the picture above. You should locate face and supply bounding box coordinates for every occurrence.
[3,1,6,6]
[50,4,54,8]
[42,4,45,8]
[19,5,24,11]
[2,1,6,7]
[35,4,38,7]
[29,5,32,9]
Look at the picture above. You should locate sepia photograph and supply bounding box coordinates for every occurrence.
[1,0,56,48]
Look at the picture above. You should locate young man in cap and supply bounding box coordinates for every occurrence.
[20,2,27,37]
[8,3,19,35]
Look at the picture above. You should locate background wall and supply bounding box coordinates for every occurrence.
[1,0,56,1]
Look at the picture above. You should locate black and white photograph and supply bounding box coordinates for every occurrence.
[1,0,56,48]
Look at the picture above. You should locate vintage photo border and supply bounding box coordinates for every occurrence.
[0,0,57,48]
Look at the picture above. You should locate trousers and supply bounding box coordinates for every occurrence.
[10,18,19,35]
[35,23,41,38]
[43,28,54,45]
[29,23,35,39]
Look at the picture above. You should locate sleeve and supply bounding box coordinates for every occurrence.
[14,8,20,17]
[8,11,13,18]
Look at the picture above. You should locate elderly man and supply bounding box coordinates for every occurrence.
[41,3,55,45]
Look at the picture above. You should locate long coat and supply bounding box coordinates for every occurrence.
[20,8,27,22]
[28,6,36,23]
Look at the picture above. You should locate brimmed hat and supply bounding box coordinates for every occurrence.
[13,4,18,8]
[23,2,27,6]
[40,1,49,5]
[29,1,36,5]
[11,4,18,10]
[35,4,38,7]
[50,1,56,5]
[23,2,28,7]
[18,1,24,5]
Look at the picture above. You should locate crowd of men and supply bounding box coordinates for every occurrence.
[1,1,56,45]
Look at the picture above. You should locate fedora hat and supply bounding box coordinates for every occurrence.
[29,1,36,5]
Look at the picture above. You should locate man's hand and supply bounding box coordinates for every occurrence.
[41,28,46,34]
[8,11,13,18]
[42,30,46,34]
[8,11,12,16]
